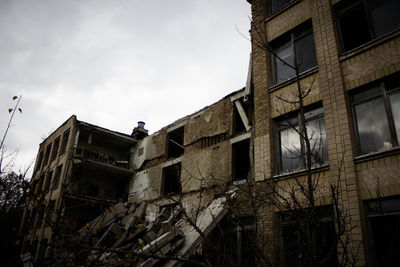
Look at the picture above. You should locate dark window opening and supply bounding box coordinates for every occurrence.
[35,150,44,172]
[335,0,400,52]
[233,107,246,134]
[59,129,70,155]
[28,208,37,230]
[365,197,400,267]
[36,205,45,229]
[45,200,55,226]
[87,183,99,197]
[277,105,328,173]
[206,216,255,267]
[279,206,338,267]
[351,73,400,155]
[162,163,181,195]
[268,0,295,15]
[43,144,52,166]
[271,21,317,84]
[167,127,184,158]
[52,165,62,190]
[35,175,44,194]
[50,137,60,162]
[232,139,251,182]
[44,171,53,192]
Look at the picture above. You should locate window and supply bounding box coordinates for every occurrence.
[52,165,62,190]
[365,197,400,266]
[166,127,184,158]
[43,143,52,166]
[51,137,60,162]
[268,0,295,15]
[232,139,251,183]
[206,216,255,267]
[162,163,181,195]
[43,171,53,192]
[335,0,400,52]
[271,21,317,84]
[45,200,55,226]
[35,150,44,172]
[277,106,328,173]
[35,175,44,194]
[351,74,400,155]
[279,206,338,267]
[59,129,70,155]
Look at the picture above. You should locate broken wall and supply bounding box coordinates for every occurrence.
[128,92,240,205]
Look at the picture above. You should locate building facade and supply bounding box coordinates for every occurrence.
[20,0,400,266]
[20,115,137,260]
[248,0,400,266]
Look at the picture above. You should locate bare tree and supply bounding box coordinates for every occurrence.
[0,95,31,266]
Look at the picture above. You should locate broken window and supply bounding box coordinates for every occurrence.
[59,129,70,155]
[335,0,400,52]
[167,127,184,158]
[279,206,338,267]
[233,98,252,135]
[52,165,62,190]
[365,197,400,266]
[271,21,317,84]
[50,136,60,162]
[277,105,328,173]
[268,0,295,15]
[43,143,52,166]
[162,163,181,195]
[232,139,251,183]
[351,73,400,155]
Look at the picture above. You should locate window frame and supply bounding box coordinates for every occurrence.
[279,205,338,267]
[270,21,317,85]
[351,78,400,156]
[335,0,400,53]
[267,0,296,16]
[364,197,400,266]
[276,105,328,173]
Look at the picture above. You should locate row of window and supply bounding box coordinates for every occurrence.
[35,129,70,173]
[279,197,400,267]
[269,0,400,85]
[276,72,400,173]
[34,165,63,194]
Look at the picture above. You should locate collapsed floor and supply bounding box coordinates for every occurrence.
[49,191,235,266]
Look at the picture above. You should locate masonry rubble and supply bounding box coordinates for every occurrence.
[76,190,235,266]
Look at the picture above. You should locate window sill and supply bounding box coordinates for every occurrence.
[265,0,302,23]
[339,29,400,62]
[272,163,329,181]
[354,147,400,164]
[268,66,319,93]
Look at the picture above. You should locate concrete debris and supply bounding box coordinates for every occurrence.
[77,192,233,266]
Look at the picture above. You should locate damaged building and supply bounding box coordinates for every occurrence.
[20,88,256,266]
[20,0,400,266]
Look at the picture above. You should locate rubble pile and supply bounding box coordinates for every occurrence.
[78,194,232,266]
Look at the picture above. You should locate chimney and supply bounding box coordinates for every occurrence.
[131,121,148,139]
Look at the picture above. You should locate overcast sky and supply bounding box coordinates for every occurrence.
[0,0,251,176]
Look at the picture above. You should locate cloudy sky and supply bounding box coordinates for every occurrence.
[0,0,251,176]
